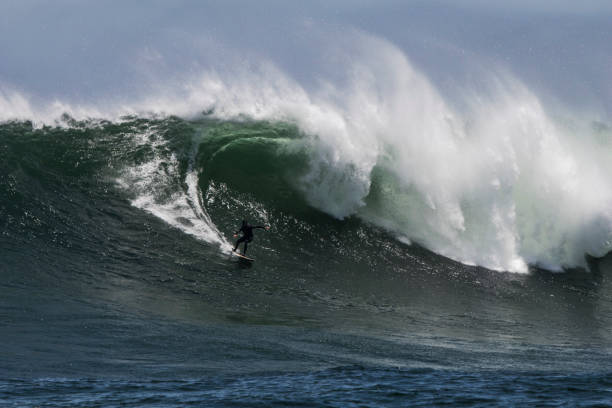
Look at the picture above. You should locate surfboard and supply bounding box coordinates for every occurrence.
[232,252,254,261]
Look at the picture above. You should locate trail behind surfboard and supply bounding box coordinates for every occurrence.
[232,252,254,262]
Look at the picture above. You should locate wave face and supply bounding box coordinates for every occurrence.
[2,106,610,276]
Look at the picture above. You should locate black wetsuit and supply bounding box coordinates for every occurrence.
[233,223,266,254]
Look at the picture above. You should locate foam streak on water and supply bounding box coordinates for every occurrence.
[116,127,230,250]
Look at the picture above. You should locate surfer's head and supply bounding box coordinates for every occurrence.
[242,219,247,227]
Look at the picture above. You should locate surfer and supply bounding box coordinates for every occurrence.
[233,220,269,255]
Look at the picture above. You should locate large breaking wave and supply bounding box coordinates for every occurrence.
[1,32,611,273]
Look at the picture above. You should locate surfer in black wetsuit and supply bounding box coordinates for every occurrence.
[233,220,269,255]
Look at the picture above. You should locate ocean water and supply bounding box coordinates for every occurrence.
[2,117,612,406]
[2,2,612,406]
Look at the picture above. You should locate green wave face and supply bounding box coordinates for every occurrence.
[2,115,612,339]
[0,117,373,264]
[193,119,312,213]
[3,114,611,281]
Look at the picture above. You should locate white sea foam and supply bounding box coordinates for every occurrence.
[116,132,232,252]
